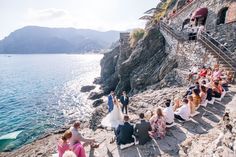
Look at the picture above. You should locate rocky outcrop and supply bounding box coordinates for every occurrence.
[80,85,96,92]
[100,47,120,94]
[88,91,104,100]
[92,99,104,107]
[100,28,178,96]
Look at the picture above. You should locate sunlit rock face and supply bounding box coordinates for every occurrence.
[100,28,178,95]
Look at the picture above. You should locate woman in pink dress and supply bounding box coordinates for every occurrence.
[149,107,166,138]
[71,142,86,157]
[58,130,72,157]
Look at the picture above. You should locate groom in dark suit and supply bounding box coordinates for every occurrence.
[115,115,134,145]
[120,91,129,114]
[134,113,152,145]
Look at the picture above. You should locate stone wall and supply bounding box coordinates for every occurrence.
[176,41,218,69]
[170,0,234,30]
[168,0,236,54]
[209,22,236,53]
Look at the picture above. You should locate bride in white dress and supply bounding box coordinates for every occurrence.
[101,97,124,128]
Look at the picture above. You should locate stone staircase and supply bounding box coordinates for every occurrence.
[160,21,236,76]
[198,31,236,74]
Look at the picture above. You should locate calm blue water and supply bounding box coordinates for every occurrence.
[0,54,103,151]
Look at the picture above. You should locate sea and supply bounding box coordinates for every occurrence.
[0,54,103,151]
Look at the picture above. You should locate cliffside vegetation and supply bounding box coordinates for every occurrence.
[129,28,145,48]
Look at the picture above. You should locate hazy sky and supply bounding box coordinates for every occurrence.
[0,0,158,39]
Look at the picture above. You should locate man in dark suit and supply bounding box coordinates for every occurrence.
[134,113,152,145]
[115,115,134,145]
[120,91,129,114]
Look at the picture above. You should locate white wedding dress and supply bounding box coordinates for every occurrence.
[101,103,124,129]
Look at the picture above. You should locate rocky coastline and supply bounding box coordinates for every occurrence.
[1,0,236,156]
[1,84,236,157]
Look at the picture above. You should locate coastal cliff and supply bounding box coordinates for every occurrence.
[100,27,178,96]
[1,0,236,156]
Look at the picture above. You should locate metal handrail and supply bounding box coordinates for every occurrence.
[199,31,236,71]
[203,32,235,57]
[160,22,185,41]
[160,22,236,72]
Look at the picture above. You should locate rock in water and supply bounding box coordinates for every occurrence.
[88,91,104,100]
[93,77,102,84]
[80,85,96,92]
[92,99,104,107]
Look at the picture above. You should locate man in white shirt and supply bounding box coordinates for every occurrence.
[70,122,96,147]
[174,98,190,121]
[163,100,174,125]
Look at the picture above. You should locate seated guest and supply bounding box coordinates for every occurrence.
[212,81,222,98]
[192,88,201,108]
[183,82,200,98]
[200,85,207,104]
[198,66,207,78]
[188,64,198,81]
[70,122,97,157]
[145,110,153,120]
[212,65,222,80]
[163,100,174,125]
[206,67,212,79]
[174,98,190,121]
[206,86,213,101]
[70,122,96,146]
[58,130,72,157]
[116,115,134,145]
[226,71,233,83]
[134,113,152,145]
[187,95,195,114]
[149,108,166,138]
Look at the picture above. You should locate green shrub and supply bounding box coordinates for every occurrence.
[129,28,145,48]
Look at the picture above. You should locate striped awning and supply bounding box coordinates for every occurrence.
[191,7,208,19]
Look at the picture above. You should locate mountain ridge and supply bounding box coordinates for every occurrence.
[0,26,121,54]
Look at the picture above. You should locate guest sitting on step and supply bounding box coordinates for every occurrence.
[134,113,152,145]
[174,98,190,121]
[183,81,200,98]
[200,85,207,104]
[145,110,153,120]
[187,95,195,114]
[192,88,201,109]
[115,115,134,145]
[163,100,174,126]
[206,67,213,81]
[198,66,207,79]
[212,65,222,81]
[149,107,166,138]
[188,64,198,81]
[212,80,222,98]
[70,122,98,157]
[58,130,72,157]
